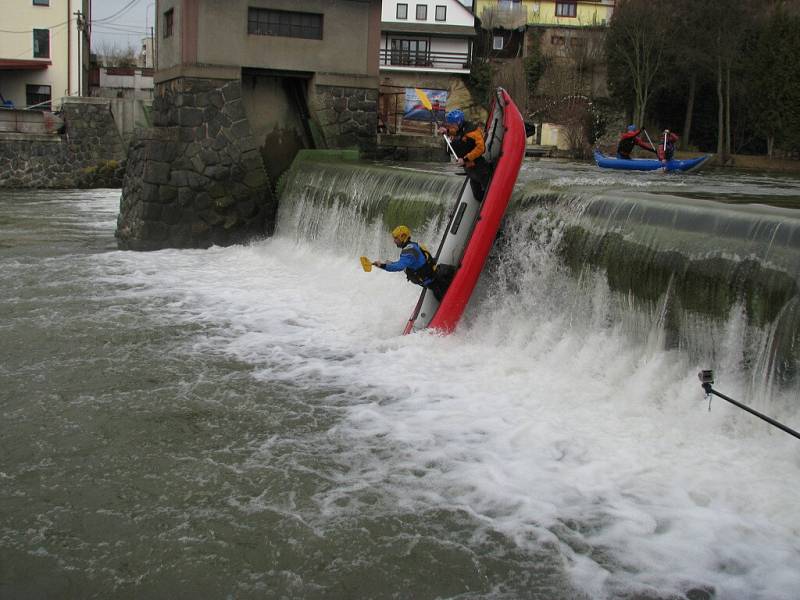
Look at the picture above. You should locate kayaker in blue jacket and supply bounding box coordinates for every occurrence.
[372,225,454,300]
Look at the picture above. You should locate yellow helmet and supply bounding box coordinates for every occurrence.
[391,225,411,242]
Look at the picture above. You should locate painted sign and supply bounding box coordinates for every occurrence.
[403,88,448,122]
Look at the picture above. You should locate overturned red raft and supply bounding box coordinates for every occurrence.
[403,88,526,335]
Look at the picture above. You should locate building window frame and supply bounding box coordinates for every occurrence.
[435,5,446,21]
[33,28,49,58]
[390,37,429,66]
[397,3,408,20]
[555,1,577,18]
[247,8,323,40]
[26,84,51,109]
[33,0,50,6]
[416,4,427,21]
[163,9,174,38]
[493,35,504,50]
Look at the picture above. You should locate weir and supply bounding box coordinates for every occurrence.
[278,155,800,393]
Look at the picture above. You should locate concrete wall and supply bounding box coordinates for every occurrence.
[156,0,381,83]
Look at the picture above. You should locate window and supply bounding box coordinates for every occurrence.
[390,38,429,66]
[435,5,446,21]
[33,0,50,5]
[248,8,323,39]
[163,9,174,38]
[551,35,565,46]
[493,35,504,50]
[33,29,49,58]
[397,3,408,19]
[26,84,51,109]
[555,1,577,17]
[416,4,427,20]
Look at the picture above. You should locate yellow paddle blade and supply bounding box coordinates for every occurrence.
[414,88,433,111]
[360,256,372,272]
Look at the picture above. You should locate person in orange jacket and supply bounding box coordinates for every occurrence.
[437,109,490,202]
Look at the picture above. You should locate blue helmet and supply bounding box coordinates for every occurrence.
[627,124,637,132]
[445,109,465,126]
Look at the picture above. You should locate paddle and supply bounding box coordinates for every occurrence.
[643,129,657,153]
[360,256,373,272]
[415,88,459,162]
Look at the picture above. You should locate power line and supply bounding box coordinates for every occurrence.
[0,19,71,34]
[92,0,145,25]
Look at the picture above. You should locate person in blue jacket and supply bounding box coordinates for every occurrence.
[372,225,454,300]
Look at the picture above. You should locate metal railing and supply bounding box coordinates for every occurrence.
[379,49,470,71]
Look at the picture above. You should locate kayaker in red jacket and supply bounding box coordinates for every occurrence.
[616,125,655,160]
[657,129,680,165]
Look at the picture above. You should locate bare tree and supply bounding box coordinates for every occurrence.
[94,40,138,68]
[605,0,670,125]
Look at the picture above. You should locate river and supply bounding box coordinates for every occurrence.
[1,160,799,599]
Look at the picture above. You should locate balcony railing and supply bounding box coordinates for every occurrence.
[379,49,470,71]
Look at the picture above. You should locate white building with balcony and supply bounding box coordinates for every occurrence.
[379,1,477,134]
[380,1,476,74]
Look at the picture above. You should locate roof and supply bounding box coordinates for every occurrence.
[381,22,477,36]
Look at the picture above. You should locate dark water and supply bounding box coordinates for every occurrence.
[1,162,799,599]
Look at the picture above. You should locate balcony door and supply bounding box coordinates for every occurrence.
[391,38,429,67]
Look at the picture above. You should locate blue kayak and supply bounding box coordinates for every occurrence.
[594,149,711,173]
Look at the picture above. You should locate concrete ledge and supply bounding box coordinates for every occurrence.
[0,132,61,143]
[61,96,112,106]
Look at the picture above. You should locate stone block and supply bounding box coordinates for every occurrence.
[143,161,171,185]
[222,100,245,122]
[194,192,211,210]
[186,171,211,191]
[142,202,163,220]
[178,107,205,128]
[200,181,223,199]
[208,90,225,109]
[221,82,242,102]
[230,119,251,139]
[169,169,190,187]
[158,184,178,203]
[214,195,236,209]
[204,164,229,180]
[198,209,225,225]
[243,169,267,188]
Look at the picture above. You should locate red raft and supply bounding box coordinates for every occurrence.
[403,87,526,335]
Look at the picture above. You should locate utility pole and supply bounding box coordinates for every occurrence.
[74,10,85,96]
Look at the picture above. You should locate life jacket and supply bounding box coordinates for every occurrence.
[402,241,437,286]
[451,121,488,167]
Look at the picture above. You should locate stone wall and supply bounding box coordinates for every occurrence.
[116,78,275,251]
[310,85,378,155]
[0,97,126,188]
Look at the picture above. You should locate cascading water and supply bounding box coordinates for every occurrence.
[280,157,800,402]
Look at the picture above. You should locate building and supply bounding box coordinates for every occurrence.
[117,0,384,251]
[474,0,614,29]
[155,0,381,164]
[0,0,90,109]
[378,0,478,134]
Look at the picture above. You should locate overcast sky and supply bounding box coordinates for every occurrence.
[90,0,154,52]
